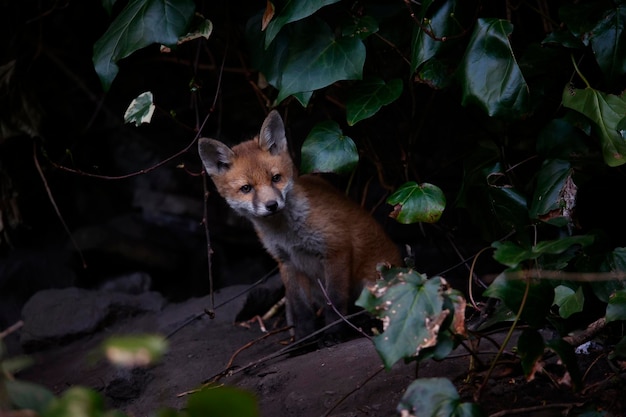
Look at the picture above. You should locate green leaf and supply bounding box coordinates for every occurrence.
[5,379,55,414]
[410,0,469,73]
[536,118,589,159]
[492,236,594,268]
[300,121,358,174]
[415,58,454,89]
[341,15,379,40]
[387,182,446,224]
[588,4,626,85]
[102,334,168,368]
[483,272,554,328]
[93,0,195,91]
[44,387,119,417]
[263,0,340,48]
[356,270,459,369]
[562,86,626,167]
[397,378,486,417]
[529,159,576,227]
[606,289,626,322]
[124,91,155,126]
[186,386,259,417]
[517,329,545,379]
[554,284,584,318]
[345,78,402,125]
[460,18,530,119]
[609,335,626,360]
[275,19,365,103]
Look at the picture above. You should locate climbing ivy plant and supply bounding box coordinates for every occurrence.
[72,0,626,415]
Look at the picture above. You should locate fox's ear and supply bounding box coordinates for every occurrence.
[258,110,288,155]
[198,138,234,175]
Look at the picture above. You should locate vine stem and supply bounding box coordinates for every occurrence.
[474,274,531,401]
[570,54,591,89]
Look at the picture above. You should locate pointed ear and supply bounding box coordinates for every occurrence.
[258,110,288,155]
[198,138,234,175]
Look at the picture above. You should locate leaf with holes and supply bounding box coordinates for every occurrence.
[387,182,445,224]
[529,159,577,227]
[356,268,463,369]
[124,92,155,126]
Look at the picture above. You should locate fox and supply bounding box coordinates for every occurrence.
[198,110,402,341]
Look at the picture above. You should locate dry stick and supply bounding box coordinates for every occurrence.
[33,142,87,268]
[321,365,386,417]
[201,173,215,318]
[317,279,371,340]
[202,311,369,383]
[165,265,278,340]
[0,321,23,340]
[488,402,583,417]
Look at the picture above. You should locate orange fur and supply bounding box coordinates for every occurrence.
[198,111,401,340]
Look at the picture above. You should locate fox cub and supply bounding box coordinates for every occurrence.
[198,110,401,341]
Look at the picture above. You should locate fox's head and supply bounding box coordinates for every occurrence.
[198,110,295,218]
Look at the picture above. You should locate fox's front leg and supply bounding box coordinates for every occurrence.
[321,254,352,339]
[279,262,317,340]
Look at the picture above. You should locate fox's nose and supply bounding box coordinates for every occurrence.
[266,201,279,212]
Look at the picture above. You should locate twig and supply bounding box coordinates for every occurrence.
[562,317,607,347]
[210,326,292,384]
[165,266,278,339]
[488,402,583,417]
[317,279,371,340]
[33,141,87,268]
[0,321,23,340]
[210,311,368,381]
[321,365,385,417]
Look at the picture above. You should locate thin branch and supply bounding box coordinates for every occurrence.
[317,279,371,340]
[33,141,86,268]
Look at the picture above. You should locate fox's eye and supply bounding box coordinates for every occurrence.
[271,174,282,183]
[240,184,252,193]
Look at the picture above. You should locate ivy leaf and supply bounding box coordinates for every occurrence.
[45,387,110,417]
[562,86,626,167]
[275,18,365,103]
[356,269,463,369]
[263,0,340,48]
[93,0,195,91]
[410,0,471,74]
[341,15,379,40]
[387,182,446,224]
[124,91,155,126]
[5,379,55,414]
[483,272,554,328]
[492,236,594,268]
[529,159,577,227]
[588,4,626,85]
[397,378,486,417]
[554,284,585,319]
[300,121,358,174]
[345,78,402,125]
[606,289,626,322]
[460,18,530,119]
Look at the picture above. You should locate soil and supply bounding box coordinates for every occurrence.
[10,284,626,417]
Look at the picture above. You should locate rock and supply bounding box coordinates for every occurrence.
[20,287,165,350]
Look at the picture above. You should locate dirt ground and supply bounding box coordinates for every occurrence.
[12,285,626,417]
